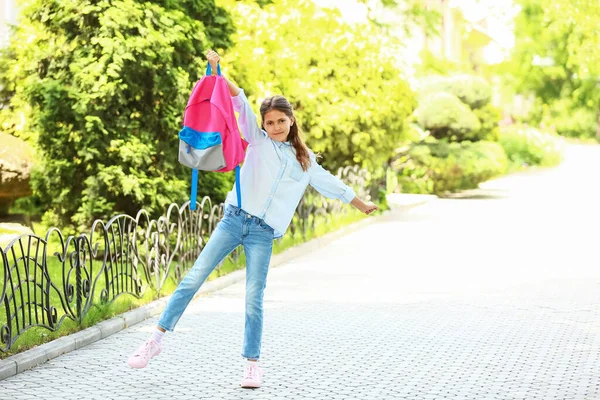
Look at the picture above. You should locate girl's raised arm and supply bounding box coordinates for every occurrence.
[205,50,266,145]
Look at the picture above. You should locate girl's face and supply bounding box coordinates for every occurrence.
[263,109,294,142]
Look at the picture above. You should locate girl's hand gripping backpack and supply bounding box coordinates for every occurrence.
[178,63,248,210]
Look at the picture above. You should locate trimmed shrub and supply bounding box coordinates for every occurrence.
[472,103,501,142]
[518,98,598,140]
[418,74,492,109]
[499,124,565,168]
[549,105,597,139]
[416,74,500,142]
[415,92,481,142]
[393,139,508,195]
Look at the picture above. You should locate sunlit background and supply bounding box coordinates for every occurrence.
[1,0,599,375]
[1,0,598,235]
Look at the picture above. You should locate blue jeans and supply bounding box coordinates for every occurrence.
[158,205,274,360]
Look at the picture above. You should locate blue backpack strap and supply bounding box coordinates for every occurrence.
[190,168,198,211]
[206,63,222,76]
[235,165,241,208]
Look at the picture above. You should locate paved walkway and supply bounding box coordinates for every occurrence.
[1,144,599,400]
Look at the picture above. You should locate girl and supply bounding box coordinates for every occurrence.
[127,50,378,388]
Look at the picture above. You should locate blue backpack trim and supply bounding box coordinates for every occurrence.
[235,165,241,208]
[178,127,222,150]
[191,169,199,210]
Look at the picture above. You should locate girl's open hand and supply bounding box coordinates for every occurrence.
[351,197,379,215]
[362,201,379,215]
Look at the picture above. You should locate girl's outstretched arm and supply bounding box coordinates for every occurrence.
[308,158,379,215]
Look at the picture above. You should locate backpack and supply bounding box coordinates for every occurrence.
[178,63,248,211]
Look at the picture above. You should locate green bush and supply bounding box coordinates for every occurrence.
[546,100,597,139]
[518,98,598,140]
[415,92,481,142]
[499,124,565,168]
[0,0,235,228]
[472,103,501,142]
[418,74,492,109]
[393,139,508,195]
[416,74,499,142]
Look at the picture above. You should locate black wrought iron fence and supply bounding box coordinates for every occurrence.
[0,166,370,352]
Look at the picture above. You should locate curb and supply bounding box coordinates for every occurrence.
[0,195,432,380]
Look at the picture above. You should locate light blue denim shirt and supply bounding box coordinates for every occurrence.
[224,90,356,238]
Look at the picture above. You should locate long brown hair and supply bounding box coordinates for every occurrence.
[260,95,311,171]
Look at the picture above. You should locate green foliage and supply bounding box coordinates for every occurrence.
[503,0,599,140]
[507,0,572,104]
[506,0,595,106]
[418,74,492,109]
[0,0,234,227]
[415,92,481,142]
[515,97,597,140]
[543,0,600,77]
[499,124,565,168]
[415,74,499,143]
[219,0,415,172]
[415,49,473,77]
[393,139,508,195]
[551,108,597,139]
[539,99,597,139]
[472,103,501,142]
[357,0,442,37]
